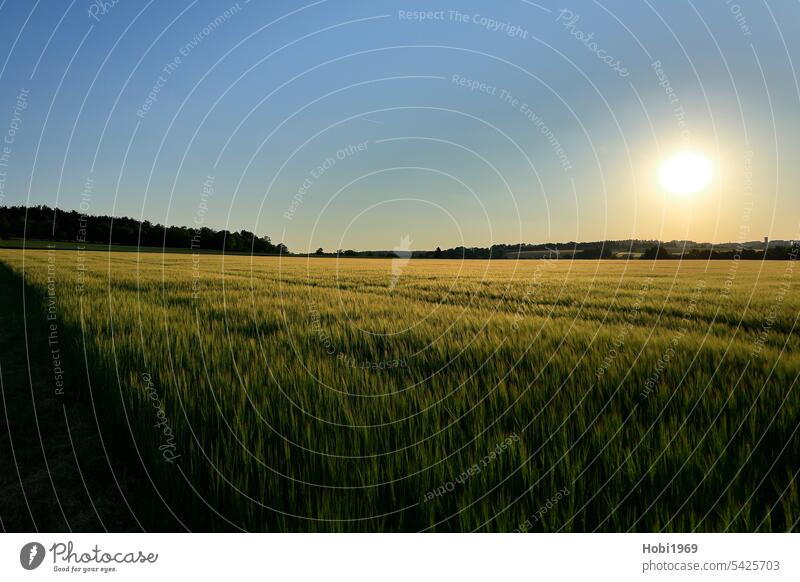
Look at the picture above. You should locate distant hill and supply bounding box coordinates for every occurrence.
[311,240,797,261]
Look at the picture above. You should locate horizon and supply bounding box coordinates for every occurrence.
[1,202,796,252]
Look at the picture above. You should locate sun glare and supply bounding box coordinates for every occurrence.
[658,151,713,196]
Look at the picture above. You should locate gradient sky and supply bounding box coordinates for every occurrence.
[0,0,798,251]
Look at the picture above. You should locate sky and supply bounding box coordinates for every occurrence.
[0,0,798,252]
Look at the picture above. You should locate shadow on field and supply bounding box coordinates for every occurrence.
[0,261,204,532]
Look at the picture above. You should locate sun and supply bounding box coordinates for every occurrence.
[658,151,713,196]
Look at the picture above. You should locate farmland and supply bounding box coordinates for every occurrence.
[0,249,798,532]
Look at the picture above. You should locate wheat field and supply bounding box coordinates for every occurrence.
[1,249,798,532]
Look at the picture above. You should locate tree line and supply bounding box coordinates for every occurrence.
[0,205,287,254]
[642,244,798,261]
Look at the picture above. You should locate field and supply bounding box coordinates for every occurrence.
[0,249,798,532]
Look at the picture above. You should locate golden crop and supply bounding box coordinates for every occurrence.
[2,249,798,531]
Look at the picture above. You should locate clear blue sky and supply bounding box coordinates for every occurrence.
[1,0,798,251]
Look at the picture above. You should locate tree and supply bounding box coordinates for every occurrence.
[582,244,613,259]
[0,215,10,239]
[641,245,672,260]
[315,247,324,255]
